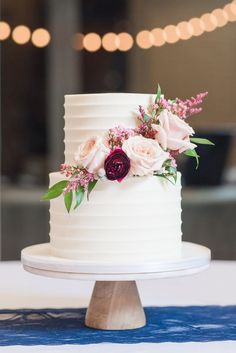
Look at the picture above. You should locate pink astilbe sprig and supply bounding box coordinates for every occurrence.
[106,125,135,149]
[136,104,160,139]
[175,92,208,119]
[60,164,94,193]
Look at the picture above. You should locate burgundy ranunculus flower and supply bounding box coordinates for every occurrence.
[104,148,130,182]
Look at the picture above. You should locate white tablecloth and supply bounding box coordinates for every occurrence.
[0,260,235,352]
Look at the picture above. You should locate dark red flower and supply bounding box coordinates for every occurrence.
[104,148,130,182]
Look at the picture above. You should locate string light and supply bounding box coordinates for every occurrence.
[136,30,154,49]
[12,25,30,44]
[117,32,133,51]
[188,18,205,36]
[72,33,84,51]
[224,3,236,21]
[83,32,101,52]
[0,21,11,40]
[212,9,228,27]
[201,13,218,32]
[102,32,118,51]
[163,25,179,44]
[151,28,166,47]
[176,21,193,40]
[31,28,50,47]
[2,1,236,51]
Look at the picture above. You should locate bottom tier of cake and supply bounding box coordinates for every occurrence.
[49,172,182,263]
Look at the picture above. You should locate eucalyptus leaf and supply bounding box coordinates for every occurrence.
[143,114,149,122]
[42,180,68,201]
[74,187,85,210]
[168,166,177,175]
[184,149,200,169]
[155,84,161,103]
[87,179,98,201]
[190,137,215,145]
[64,191,73,213]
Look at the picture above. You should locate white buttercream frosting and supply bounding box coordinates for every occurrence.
[48,93,182,263]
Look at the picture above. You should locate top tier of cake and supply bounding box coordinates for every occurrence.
[64,93,155,164]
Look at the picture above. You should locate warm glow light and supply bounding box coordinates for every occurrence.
[163,25,179,43]
[136,30,154,49]
[72,33,84,50]
[189,18,205,36]
[212,9,228,27]
[201,13,217,32]
[0,21,11,40]
[151,28,165,46]
[224,3,236,21]
[83,32,101,52]
[12,25,30,44]
[102,32,118,52]
[31,28,50,47]
[176,21,193,40]
[117,32,133,51]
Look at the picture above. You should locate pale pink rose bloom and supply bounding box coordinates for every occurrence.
[122,135,169,176]
[74,136,109,173]
[152,110,197,153]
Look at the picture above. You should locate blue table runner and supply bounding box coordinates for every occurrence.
[0,306,235,346]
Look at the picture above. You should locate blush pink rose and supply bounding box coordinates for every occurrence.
[74,136,109,173]
[122,135,169,176]
[152,110,197,153]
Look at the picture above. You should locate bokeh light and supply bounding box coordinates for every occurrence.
[212,9,228,27]
[136,30,154,49]
[12,25,31,44]
[117,32,133,51]
[224,3,236,21]
[151,28,166,47]
[201,13,218,32]
[176,21,193,40]
[31,28,50,47]
[163,25,179,43]
[102,32,118,52]
[83,32,101,52]
[0,21,11,40]
[188,18,205,36]
[72,33,84,51]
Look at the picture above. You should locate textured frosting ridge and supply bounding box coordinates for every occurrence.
[64,93,155,164]
[49,172,182,262]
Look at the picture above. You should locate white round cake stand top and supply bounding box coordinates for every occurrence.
[21,241,210,281]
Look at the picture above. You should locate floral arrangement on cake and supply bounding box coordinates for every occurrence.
[43,85,214,212]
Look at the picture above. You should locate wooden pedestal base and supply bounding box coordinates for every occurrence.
[85,281,146,330]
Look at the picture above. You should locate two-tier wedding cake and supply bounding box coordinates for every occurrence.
[43,87,211,263]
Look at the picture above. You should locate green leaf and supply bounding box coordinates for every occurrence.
[190,137,215,145]
[184,149,200,169]
[74,187,85,210]
[168,166,177,175]
[42,180,68,201]
[64,191,73,213]
[143,113,150,122]
[87,179,98,201]
[155,174,176,185]
[155,84,162,103]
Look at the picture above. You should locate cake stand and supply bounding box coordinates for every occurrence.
[21,241,210,330]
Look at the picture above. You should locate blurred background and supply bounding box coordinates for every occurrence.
[1,0,236,260]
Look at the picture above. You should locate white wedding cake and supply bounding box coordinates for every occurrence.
[49,93,182,262]
[44,89,209,263]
